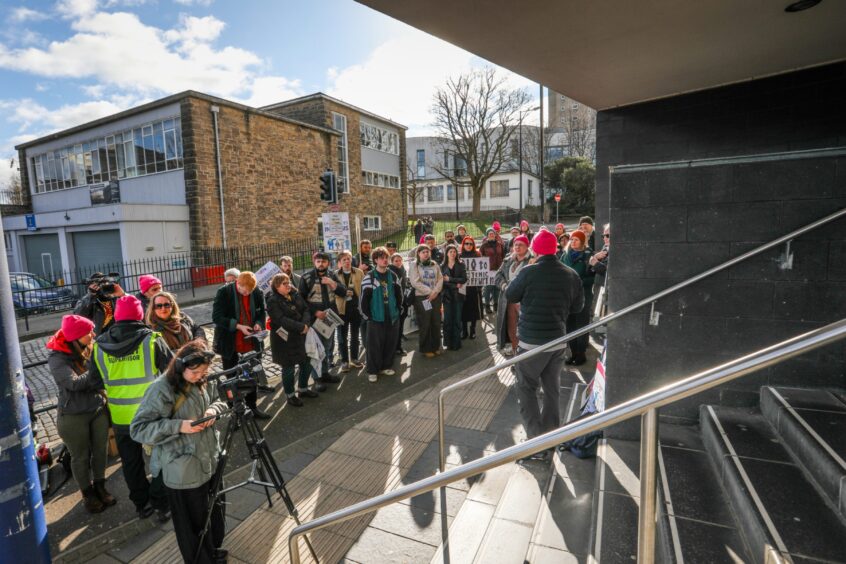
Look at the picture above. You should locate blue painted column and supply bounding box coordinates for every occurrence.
[0,224,50,562]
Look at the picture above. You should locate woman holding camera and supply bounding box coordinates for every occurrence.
[266,273,316,407]
[146,291,206,351]
[47,314,115,513]
[130,341,228,564]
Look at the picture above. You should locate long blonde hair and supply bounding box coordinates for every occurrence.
[145,291,183,326]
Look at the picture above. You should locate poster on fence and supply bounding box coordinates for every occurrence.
[464,256,496,286]
[322,212,351,253]
[255,261,282,295]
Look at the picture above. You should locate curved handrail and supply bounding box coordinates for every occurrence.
[436,206,846,470]
[288,318,846,563]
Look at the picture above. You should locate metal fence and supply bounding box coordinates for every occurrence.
[12,222,413,326]
[407,205,520,226]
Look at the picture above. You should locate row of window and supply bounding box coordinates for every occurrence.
[360,123,399,155]
[362,215,381,230]
[414,149,467,179]
[413,179,518,203]
[31,117,183,193]
[361,170,400,189]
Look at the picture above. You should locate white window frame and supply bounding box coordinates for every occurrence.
[361,169,400,189]
[332,112,350,194]
[363,215,382,231]
[490,180,510,198]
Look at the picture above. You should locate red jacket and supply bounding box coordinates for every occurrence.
[479,238,505,271]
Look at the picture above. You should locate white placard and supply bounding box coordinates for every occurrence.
[322,212,352,253]
[255,261,282,295]
[464,256,496,287]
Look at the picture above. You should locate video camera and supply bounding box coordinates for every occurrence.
[87,272,121,300]
[203,350,266,405]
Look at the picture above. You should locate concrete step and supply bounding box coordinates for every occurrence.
[701,405,846,563]
[760,386,846,520]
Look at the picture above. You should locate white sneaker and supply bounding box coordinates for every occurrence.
[379,369,395,376]
[368,373,378,383]
[503,344,514,356]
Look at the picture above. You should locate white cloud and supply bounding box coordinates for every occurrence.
[236,76,302,108]
[56,0,99,19]
[173,0,214,6]
[326,27,537,136]
[10,7,48,22]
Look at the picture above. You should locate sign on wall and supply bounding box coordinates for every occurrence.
[25,214,37,232]
[90,180,121,206]
[322,212,351,253]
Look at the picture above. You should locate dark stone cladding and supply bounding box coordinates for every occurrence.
[595,62,846,437]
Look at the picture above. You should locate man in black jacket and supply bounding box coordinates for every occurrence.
[212,271,271,419]
[74,272,126,335]
[506,228,584,462]
[298,252,347,384]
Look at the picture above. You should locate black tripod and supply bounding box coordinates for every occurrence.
[193,395,318,564]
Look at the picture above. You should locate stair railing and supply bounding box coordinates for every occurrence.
[289,317,846,564]
[437,206,846,472]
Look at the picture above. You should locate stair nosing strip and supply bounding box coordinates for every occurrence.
[658,442,685,564]
[590,438,607,564]
[768,388,846,472]
[705,406,790,555]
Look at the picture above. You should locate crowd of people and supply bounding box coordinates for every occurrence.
[45,215,610,562]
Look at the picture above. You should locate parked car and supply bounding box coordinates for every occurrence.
[10,273,78,315]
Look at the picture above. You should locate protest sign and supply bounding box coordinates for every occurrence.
[255,261,282,295]
[464,256,496,286]
[322,212,351,253]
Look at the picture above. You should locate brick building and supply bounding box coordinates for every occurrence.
[4,91,406,283]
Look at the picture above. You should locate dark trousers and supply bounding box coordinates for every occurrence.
[281,362,311,395]
[222,352,258,409]
[57,408,109,492]
[114,430,167,511]
[514,347,565,439]
[483,285,499,308]
[337,317,361,363]
[442,298,463,350]
[366,320,399,374]
[396,310,408,350]
[167,480,225,564]
[566,304,591,355]
[414,296,442,353]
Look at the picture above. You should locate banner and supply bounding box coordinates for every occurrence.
[322,212,352,253]
[255,261,282,295]
[464,256,496,287]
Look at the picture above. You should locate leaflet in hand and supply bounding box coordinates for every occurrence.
[312,309,344,339]
[275,326,289,342]
[422,299,433,311]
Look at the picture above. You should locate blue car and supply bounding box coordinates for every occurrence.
[10,272,78,315]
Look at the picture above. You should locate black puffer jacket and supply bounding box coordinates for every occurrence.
[266,290,312,367]
[505,255,585,346]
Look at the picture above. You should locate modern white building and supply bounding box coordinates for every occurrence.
[406,136,541,215]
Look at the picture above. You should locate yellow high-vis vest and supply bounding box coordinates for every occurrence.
[94,333,160,427]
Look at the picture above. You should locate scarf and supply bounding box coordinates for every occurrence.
[568,249,585,263]
[153,317,192,350]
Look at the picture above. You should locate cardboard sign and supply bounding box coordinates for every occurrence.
[464,256,495,287]
[322,212,352,253]
[255,261,282,295]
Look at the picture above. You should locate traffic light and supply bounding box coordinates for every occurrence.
[319,170,337,204]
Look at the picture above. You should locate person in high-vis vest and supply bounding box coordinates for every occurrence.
[89,295,173,521]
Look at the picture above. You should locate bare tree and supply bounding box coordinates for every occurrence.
[557,103,597,161]
[431,68,531,214]
[405,164,426,217]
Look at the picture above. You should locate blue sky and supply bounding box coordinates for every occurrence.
[0,0,539,188]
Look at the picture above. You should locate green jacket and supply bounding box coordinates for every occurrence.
[129,375,227,490]
[562,249,596,306]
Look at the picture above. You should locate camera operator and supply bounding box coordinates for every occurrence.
[90,295,172,521]
[130,341,228,564]
[75,272,126,335]
[211,271,270,419]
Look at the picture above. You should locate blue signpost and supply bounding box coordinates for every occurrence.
[0,223,51,562]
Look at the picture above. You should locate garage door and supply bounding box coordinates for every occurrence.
[73,230,124,279]
[22,233,62,282]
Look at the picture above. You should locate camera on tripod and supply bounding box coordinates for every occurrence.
[204,351,266,405]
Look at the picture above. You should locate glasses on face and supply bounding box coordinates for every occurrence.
[154,302,173,310]
[281,281,291,286]
[464,242,473,246]
[603,234,611,239]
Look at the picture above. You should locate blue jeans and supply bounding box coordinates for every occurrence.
[483,285,499,307]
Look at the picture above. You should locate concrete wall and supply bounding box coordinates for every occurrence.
[596,62,846,435]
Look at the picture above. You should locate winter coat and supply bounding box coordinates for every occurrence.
[149,313,206,351]
[360,269,403,324]
[479,238,505,272]
[266,289,312,367]
[562,249,596,310]
[134,291,150,315]
[334,268,364,318]
[352,252,373,272]
[89,321,173,379]
[409,260,444,297]
[211,283,267,360]
[506,255,585,346]
[74,293,119,335]
[130,376,227,490]
[494,254,531,348]
[298,269,347,315]
[440,261,467,304]
[47,332,106,415]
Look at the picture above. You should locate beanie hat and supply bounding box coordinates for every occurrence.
[138,274,162,294]
[485,228,495,236]
[510,226,520,233]
[492,221,501,232]
[114,295,144,322]
[520,220,529,230]
[570,230,587,244]
[513,235,529,247]
[61,314,94,342]
[531,229,558,256]
[555,223,565,232]
[578,216,594,226]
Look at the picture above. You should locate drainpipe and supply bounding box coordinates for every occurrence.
[210,105,227,249]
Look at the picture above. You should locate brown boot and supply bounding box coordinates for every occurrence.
[82,486,105,514]
[93,479,116,507]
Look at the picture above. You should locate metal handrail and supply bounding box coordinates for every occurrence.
[436,206,846,471]
[289,318,846,563]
